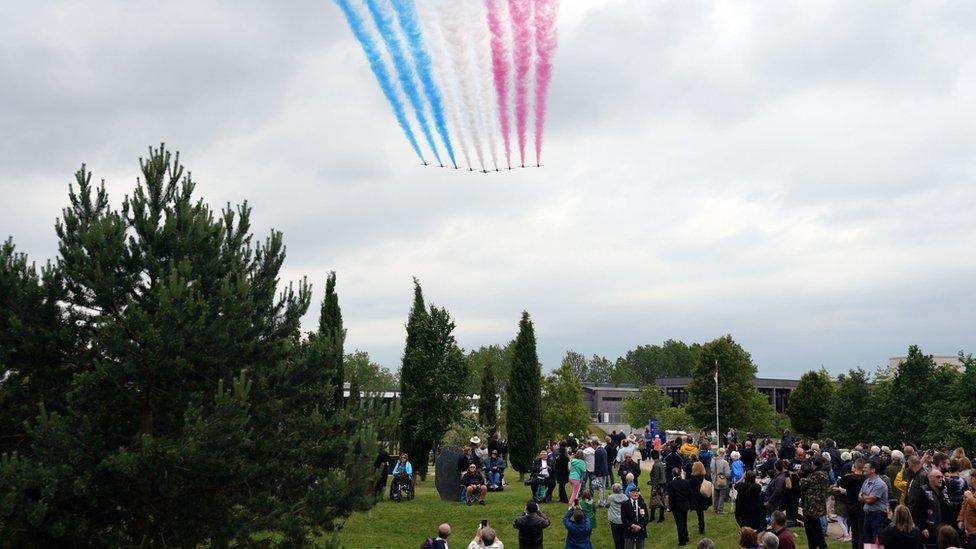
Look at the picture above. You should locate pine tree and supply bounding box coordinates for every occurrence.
[348,370,361,410]
[787,369,835,438]
[506,311,542,475]
[0,146,377,545]
[320,271,346,409]
[479,360,498,434]
[399,279,429,474]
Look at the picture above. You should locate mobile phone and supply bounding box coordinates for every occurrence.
[481,519,488,528]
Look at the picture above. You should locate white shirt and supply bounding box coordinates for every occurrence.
[467,539,503,549]
[583,447,596,472]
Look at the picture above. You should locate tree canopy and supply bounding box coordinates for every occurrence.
[540,361,590,441]
[621,385,671,429]
[787,368,835,438]
[686,335,761,435]
[506,312,542,474]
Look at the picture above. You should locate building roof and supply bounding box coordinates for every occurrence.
[582,376,799,392]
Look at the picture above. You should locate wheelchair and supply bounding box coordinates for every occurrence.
[390,473,415,502]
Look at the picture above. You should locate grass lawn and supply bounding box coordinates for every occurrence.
[335,478,849,548]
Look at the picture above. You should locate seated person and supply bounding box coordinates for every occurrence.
[484,449,507,490]
[462,463,488,506]
[529,450,554,502]
[390,453,412,499]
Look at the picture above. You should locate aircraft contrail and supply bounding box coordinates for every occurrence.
[470,2,499,171]
[438,5,487,172]
[534,0,558,167]
[507,0,532,168]
[486,0,512,169]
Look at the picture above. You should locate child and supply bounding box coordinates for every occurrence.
[624,473,636,497]
[579,490,597,536]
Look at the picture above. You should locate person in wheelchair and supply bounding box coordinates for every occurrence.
[390,453,413,502]
[485,449,507,491]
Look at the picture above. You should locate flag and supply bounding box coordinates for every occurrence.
[712,358,719,384]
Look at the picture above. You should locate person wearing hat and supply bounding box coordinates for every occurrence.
[513,499,550,549]
[470,436,482,455]
[566,433,579,453]
[620,485,649,549]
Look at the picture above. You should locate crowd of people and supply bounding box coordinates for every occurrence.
[411,428,976,549]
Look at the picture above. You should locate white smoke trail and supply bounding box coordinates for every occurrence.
[418,2,472,170]
[436,4,487,172]
[467,2,500,171]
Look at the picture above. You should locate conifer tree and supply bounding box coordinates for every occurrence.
[320,271,345,409]
[479,360,498,434]
[506,311,542,475]
[0,146,376,546]
[398,279,468,478]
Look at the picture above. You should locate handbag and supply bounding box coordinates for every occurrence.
[715,472,728,490]
[700,478,713,498]
[650,493,664,508]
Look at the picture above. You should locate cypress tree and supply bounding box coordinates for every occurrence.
[506,311,541,475]
[399,279,428,473]
[320,271,345,409]
[479,360,498,434]
[347,370,361,410]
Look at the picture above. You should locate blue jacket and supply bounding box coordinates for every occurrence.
[562,509,593,549]
[731,460,745,482]
[392,461,412,477]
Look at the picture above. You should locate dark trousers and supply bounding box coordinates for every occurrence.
[695,509,705,533]
[863,510,886,544]
[610,522,625,549]
[673,510,689,545]
[849,511,863,549]
[650,504,666,521]
[803,515,827,549]
[558,480,568,503]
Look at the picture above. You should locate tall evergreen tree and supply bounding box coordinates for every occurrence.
[0,146,376,546]
[398,280,468,478]
[506,312,542,475]
[319,271,345,409]
[479,360,499,434]
[686,335,758,435]
[787,369,835,438]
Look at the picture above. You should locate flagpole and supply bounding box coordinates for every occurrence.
[714,358,719,446]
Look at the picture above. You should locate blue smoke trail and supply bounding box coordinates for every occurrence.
[390,0,457,168]
[335,0,424,162]
[365,0,442,167]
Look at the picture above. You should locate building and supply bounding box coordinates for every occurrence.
[582,376,799,432]
[888,355,964,370]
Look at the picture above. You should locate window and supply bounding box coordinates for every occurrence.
[602,397,622,402]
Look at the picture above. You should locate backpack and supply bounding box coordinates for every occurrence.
[421,538,434,549]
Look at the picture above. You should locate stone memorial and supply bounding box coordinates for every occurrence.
[434,445,464,501]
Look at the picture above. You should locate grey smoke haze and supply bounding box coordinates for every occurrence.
[2,1,974,378]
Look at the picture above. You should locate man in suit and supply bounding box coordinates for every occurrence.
[666,467,692,546]
[621,486,650,549]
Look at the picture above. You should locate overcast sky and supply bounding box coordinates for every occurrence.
[3,1,974,378]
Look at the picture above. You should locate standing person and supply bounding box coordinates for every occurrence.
[649,450,668,523]
[620,485,649,549]
[860,459,890,544]
[556,446,571,504]
[958,478,976,547]
[911,468,953,548]
[513,500,550,549]
[593,439,609,506]
[710,448,731,514]
[618,454,641,487]
[769,511,796,549]
[765,461,789,516]
[579,490,597,536]
[583,439,596,493]
[936,525,961,549]
[373,444,391,501]
[699,442,714,472]
[735,470,765,532]
[666,467,692,546]
[741,440,758,472]
[605,436,618,485]
[688,461,711,534]
[799,457,831,549]
[886,450,906,509]
[569,450,588,506]
[562,506,592,549]
[665,443,684,481]
[731,451,745,482]
[836,458,867,549]
[878,504,923,549]
[566,433,579,453]
[606,483,629,549]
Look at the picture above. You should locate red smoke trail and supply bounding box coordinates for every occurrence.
[533,0,557,166]
[486,0,511,169]
[507,0,532,167]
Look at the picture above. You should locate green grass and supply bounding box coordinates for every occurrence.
[334,479,849,548]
